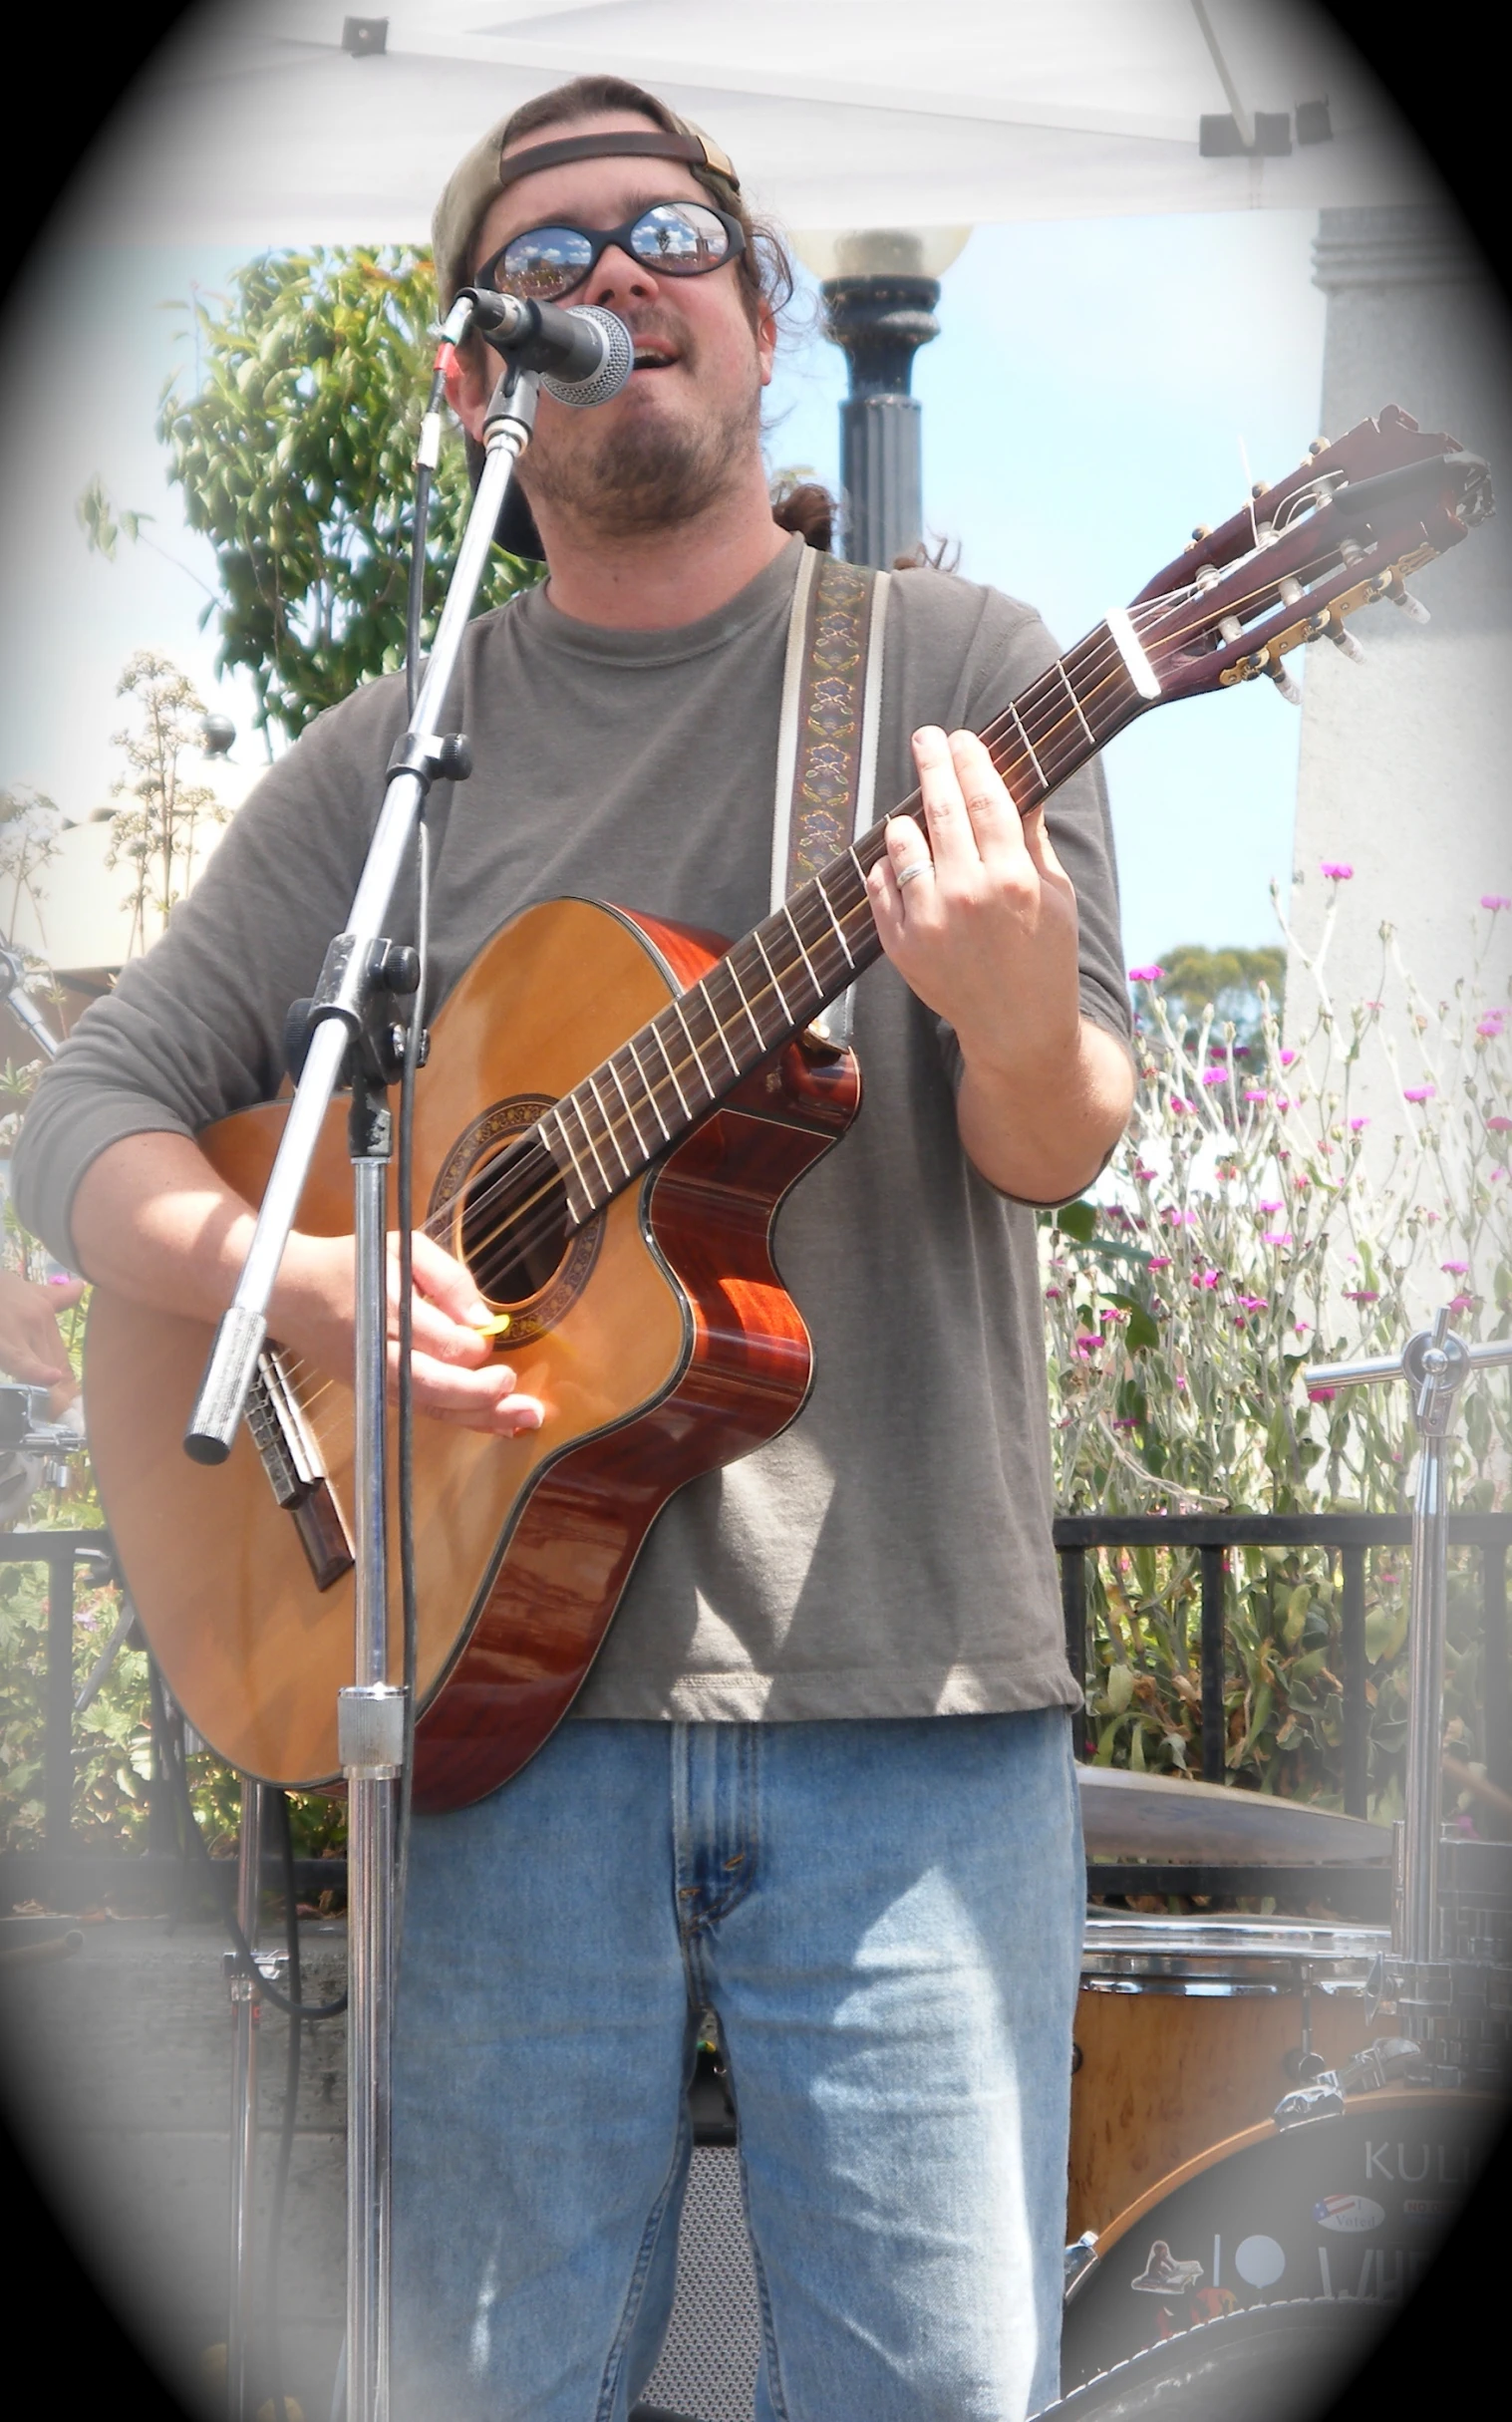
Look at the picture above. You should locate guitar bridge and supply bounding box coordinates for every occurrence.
[245,1346,354,1592]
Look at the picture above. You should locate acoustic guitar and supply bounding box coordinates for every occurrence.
[84,409,1490,1811]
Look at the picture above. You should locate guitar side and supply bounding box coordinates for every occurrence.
[84,896,858,1800]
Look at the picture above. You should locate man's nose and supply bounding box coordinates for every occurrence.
[587,243,661,311]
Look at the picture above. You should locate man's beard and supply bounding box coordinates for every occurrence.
[519,357,759,540]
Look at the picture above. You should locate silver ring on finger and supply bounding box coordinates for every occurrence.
[895,860,930,889]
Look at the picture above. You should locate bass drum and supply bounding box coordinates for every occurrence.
[1059,2089,1498,2396]
[1044,2297,1385,2421]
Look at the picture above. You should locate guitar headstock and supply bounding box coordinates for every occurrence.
[1125,407,1493,706]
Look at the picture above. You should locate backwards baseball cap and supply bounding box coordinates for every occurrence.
[433,90,742,312]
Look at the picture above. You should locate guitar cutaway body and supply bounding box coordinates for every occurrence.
[85,897,859,1809]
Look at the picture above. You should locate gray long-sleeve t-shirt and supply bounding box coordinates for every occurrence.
[15,536,1130,1720]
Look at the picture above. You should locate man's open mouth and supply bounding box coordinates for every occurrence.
[631,342,679,371]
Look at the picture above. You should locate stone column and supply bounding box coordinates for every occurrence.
[1288,205,1512,1072]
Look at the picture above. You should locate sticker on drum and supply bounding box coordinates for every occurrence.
[1060,2089,1498,2395]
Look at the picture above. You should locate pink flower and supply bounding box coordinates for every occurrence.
[1202,1066,1228,1086]
[1148,1256,1172,1271]
[1045,1286,1062,1301]
[1279,1049,1297,1066]
[1487,1115,1512,1133]
[1263,1232,1294,1246]
[1294,1322,1310,1337]
[1175,1376,1189,1392]
[1478,1017,1505,1040]
[1132,1163,1159,1182]
[1073,1334,1101,1360]
[1169,1096,1191,1115]
[1237,1295,1269,1312]
[1128,964,1164,983]
[1260,1199,1282,1213]
[1449,1292,1476,1313]
[1350,1117,1369,1131]
[1441,1260,1469,1275]
[1345,1288,1379,1303]
[1308,1384,1339,1402]
[1162,1207,1197,1227]
[1192,1268,1222,1289]
[1481,895,1511,911]
[1243,1087,1268,1104]
[1321,860,1354,880]
[1403,1085,1435,1103]
[1112,1415,1138,1430]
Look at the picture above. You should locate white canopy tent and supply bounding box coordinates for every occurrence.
[89,0,1429,250]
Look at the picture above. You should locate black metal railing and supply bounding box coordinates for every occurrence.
[6,1516,1511,1913]
[1057,1511,1512,1910]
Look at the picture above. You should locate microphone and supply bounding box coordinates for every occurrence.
[458,292,634,409]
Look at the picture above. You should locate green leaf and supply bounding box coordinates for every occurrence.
[1058,1200,1097,1244]
[1105,1662,1134,1713]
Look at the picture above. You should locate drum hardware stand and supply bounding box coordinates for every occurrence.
[1272,1306,1512,2129]
[182,329,542,2422]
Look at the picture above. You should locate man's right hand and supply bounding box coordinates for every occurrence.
[70,1131,544,1438]
[271,1228,544,1435]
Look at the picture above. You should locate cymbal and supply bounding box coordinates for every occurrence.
[1077,1765,1390,1866]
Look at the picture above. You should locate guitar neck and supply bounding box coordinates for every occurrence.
[537,615,1152,1226]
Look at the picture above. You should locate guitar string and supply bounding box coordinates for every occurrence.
[264,534,1363,1415]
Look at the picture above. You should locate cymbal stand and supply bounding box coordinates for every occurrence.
[183,335,541,2422]
[1305,1309,1512,1997]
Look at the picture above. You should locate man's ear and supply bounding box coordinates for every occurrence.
[756,299,778,391]
[446,343,494,445]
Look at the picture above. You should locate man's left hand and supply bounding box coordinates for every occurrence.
[867,726,1132,1201]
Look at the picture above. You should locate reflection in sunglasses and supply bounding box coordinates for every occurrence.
[478,200,744,305]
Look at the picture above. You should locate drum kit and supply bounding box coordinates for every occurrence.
[1049,1312,1512,2415]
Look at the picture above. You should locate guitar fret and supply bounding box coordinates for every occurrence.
[1007,702,1048,793]
[1057,659,1097,752]
[696,976,745,1077]
[651,1011,698,1118]
[565,1087,613,1196]
[814,877,858,971]
[752,929,797,1025]
[625,1036,671,1142]
[724,955,769,1055]
[603,1056,650,1163]
[674,991,727,1089]
[546,1103,592,1218]
[780,900,825,994]
[585,1071,633,1180]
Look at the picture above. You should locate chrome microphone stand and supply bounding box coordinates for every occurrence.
[1305,1309,1512,1988]
[183,346,541,2422]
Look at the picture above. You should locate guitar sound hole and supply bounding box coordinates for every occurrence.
[459,1134,570,1307]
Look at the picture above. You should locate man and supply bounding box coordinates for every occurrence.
[14,77,1133,2421]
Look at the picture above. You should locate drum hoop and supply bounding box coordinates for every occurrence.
[1077,2087,1500,2284]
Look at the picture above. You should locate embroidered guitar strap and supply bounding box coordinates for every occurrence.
[769,549,891,1048]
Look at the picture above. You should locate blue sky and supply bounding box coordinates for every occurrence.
[0,206,1326,967]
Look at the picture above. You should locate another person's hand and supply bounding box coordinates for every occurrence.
[0,1270,85,1387]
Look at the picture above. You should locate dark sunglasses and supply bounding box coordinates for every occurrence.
[476,199,746,305]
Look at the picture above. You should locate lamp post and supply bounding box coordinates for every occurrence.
[796,227,970,569]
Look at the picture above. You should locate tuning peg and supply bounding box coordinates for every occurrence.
[1267,658,1303,705]
[1388,576,1430,624]
[1309,438,1330,456]
[1328,618,1366,663]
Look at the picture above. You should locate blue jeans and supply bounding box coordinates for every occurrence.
[392,1711,1081,2422]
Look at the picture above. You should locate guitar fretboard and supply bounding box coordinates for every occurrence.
[536,616,1149,1227]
